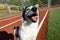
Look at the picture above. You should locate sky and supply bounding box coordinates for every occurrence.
[23,0,29,2]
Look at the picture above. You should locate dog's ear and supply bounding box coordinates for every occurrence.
[22,6,28,11]
[35,4,39,8]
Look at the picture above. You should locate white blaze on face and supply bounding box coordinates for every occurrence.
[28,6,33,10]
[25,6,33,16]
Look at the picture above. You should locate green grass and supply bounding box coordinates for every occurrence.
[47,9,60,40]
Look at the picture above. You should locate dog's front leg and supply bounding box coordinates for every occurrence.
[20,34,36,40]
[14,27,20,40]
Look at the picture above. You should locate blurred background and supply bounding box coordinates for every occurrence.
[0,0,60,19]
[0,0,60,8]
[0,0,60,18]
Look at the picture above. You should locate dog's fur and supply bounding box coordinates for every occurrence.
[14,4,39,40]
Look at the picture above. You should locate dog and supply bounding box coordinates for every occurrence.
[14,4,39,40]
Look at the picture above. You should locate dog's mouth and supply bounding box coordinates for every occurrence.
[27,14,38,22]
[31,16,38,21]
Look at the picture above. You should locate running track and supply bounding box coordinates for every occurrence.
[0,8,49,40]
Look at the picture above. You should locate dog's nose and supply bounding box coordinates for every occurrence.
[31,7,37,12]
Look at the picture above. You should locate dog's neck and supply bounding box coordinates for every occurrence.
[23,20,33,25]
[22,19,38,27]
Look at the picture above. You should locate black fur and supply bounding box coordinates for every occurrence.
[31,7,37,12]
[22,6,28,21]
[14,27,20,38]
[0,31,14,40]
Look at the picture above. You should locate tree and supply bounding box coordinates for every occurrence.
[9,0,23,6]
[48,0,51,7]
[51,0,60,5]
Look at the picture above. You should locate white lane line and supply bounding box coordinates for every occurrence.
[0,19,22,29]
[0,14,20,19]
[0,15,21,22]
[36,10,49,38]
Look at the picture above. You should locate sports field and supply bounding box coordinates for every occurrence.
[47,8,60,40]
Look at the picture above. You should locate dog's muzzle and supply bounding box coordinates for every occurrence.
[26,10,38,22]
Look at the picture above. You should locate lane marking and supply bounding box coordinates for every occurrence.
[0,13,20,19]
[0,19,22,29]
[36,10,49,38]
[0,15,21,22]
[38,10,48,29]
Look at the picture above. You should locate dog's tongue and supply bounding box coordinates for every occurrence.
[32,16,38,21]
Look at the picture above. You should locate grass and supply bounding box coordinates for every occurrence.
[47,8,60,40]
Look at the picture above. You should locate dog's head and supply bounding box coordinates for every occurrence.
[22,5,39,23]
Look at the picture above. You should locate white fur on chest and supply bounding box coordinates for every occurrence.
[22,21,38,33]
[19,21,38,40]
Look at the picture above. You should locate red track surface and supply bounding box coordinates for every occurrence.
[0,8,49,40]
[0,14,22,40]
[37,8,49,40]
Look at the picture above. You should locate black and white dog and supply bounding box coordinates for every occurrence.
[14,4,39,40]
